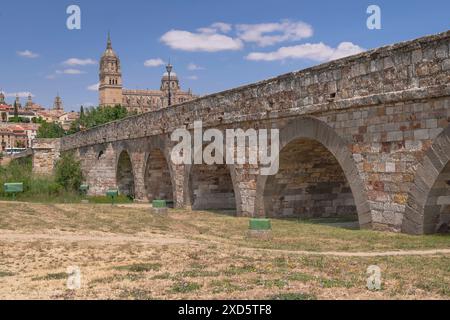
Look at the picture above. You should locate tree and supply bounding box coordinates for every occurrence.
[36,122,65,138]
[55,152,82,191]
[68,104,131,134]
[13,100,19,119]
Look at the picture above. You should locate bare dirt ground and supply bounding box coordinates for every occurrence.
[0,202,449,300]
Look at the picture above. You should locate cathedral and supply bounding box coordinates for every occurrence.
[99,34,197,113]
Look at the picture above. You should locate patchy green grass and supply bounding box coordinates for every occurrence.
[223,264,258,276]
[253,278,289,289]
[178,210,450,252]
[209,279,246,293]
[114,263,162,273]
[32,272,67,281]
[0,202,449,300]
[0,194,133,204]
[170,281,202,293]
[176,270,221,278]
[286,272,316,282]
[0,271,15,277]
[270,292,317,300]
[151,272,171,280]
[118,288,154,300]
[89,273,144,285]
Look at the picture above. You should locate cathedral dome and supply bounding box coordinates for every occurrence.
[101,33,118,59]
[102,48,117,58]
[162,72,178,80]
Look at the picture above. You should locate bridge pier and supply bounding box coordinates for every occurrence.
[31,139,61,175]
[84,144,117,196]
[129,151,147,202]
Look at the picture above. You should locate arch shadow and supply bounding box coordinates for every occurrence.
[186,148,241,215]
[144,148,175,205]
[255,117,371,229]
[116,150,135,197]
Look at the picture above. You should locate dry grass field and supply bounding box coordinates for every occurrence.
[0,201,449,300]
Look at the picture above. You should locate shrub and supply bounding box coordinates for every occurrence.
[55,153,82,191]
[68,105,134,134]
[0,157,32,196]
[0,155,82,202]
[37,122,65,138]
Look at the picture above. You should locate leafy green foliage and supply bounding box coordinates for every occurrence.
[37,122,65,138]
[9,117,32,123]
[54,152,83,191]
[0,157,62,198]
[68,105,132,134]
[0,154,82,202]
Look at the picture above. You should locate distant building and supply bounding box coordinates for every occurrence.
[0,93,79,136]
[98,34,197,113]
[0,91,5,105]
[57,111,79,131]
[0,124,31,150]
[24,93,45,112]
[35,94,79,130]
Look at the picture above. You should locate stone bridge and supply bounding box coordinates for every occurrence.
[34,30,450,235]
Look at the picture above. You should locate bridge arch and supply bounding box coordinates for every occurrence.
[403,126,450,235]
[187,148,240,213]
[255,117,371,228]
[144,148,174,204]
[116,150,135,197]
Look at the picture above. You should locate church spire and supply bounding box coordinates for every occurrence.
[107,31,112,49]
[53,93,63,111]
[26,93,33,109]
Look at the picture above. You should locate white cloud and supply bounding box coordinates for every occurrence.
[237,20,313,47]
[4,92,34,98]
[56,69,85,75]
[144,58,165,67]
[328,42,366,60]
[17,50,39,58]
[246,42,365,62]
[160,29,243,52]
[197,22,232,34]
[211,22,232,33]
[187,63,204,71]
[63,58,97,66]
[186,75,199,80]
[87,83,99,91]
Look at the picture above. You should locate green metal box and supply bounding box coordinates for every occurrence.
[4,183,24,193]
[152,200,167,208]
[107,189,119,198]
[79,184,89,192]
[249,218,272,231]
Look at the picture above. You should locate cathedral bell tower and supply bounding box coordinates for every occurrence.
[99,33,123,107]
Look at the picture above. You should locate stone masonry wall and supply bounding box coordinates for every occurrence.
[32,139,61,175]
[61,31,450,151]
[264,138,356,219]
[189,163,236,210]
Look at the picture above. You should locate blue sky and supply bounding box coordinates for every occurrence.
[0,0,449,111]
